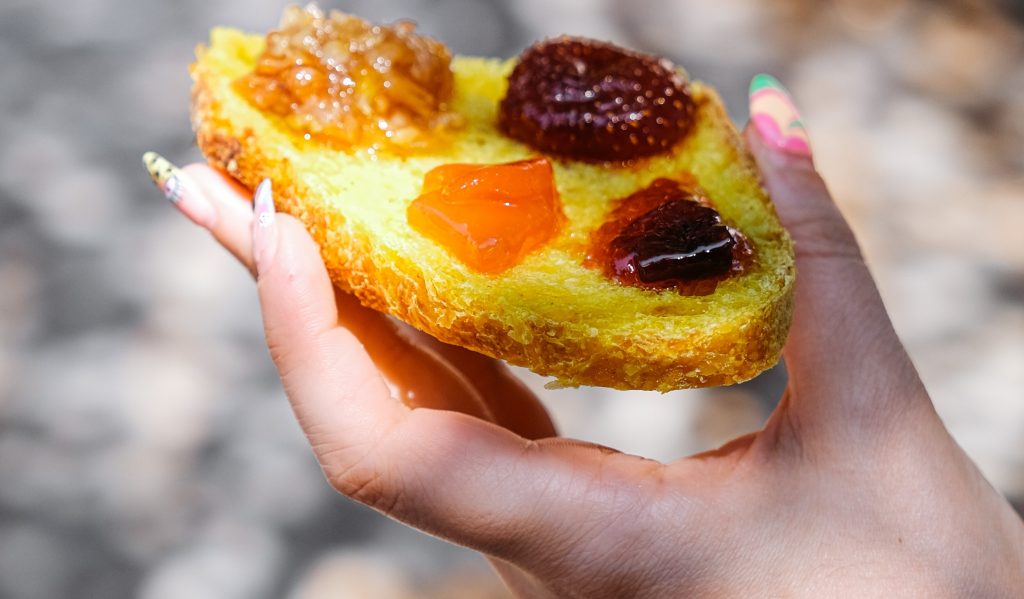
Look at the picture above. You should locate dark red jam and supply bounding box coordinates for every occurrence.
[498,37,695,162]
[585,178,751,295]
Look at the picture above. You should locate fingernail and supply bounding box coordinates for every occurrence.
[142,151,217,228]
[252,178,277,274]
[749,74,812,157]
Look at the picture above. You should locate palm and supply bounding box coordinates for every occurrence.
[469,390,1021,597]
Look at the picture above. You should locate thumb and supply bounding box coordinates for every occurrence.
[744,74,929,439]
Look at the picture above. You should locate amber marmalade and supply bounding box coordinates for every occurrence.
[408,158,565,274]
[234,5,461,150]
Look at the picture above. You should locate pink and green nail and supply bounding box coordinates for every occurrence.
[750,74,811,156]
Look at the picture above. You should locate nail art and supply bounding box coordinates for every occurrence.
[252,178,277,273]
[749,74,811,157]
[143,151,185,202]
[254,178,274,227]
[142,151,216,227]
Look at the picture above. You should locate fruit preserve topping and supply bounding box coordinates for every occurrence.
[408,158,565,274]
[612,199,734,281]
[499,37,695,162]
[586,178,750,294]
[235,5,459,150]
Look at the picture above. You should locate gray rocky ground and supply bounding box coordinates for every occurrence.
[1,0,1021,597]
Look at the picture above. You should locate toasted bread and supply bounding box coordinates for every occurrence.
[190,26,795,391]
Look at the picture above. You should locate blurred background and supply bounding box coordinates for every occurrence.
[1,0,1022,597]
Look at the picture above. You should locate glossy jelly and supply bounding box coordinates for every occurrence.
[586,178,750,294]
[235,5,459,150]
[408,158,565,274]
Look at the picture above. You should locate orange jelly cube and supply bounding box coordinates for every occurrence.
[408,158,565,274]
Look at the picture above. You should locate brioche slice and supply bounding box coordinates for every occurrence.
[190,26,795,391]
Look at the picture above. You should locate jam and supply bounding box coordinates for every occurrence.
[408,158,565,274]
[586,178,751,295]
[499,37,695,162]
[234,5,460,150]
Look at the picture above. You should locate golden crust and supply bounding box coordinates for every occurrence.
[190,29,795,391]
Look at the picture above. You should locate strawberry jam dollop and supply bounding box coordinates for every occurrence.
[408,158,565,274]
[499,37,695,162]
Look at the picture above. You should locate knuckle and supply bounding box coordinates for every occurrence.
[319,446,393,510]
[787,208,862,262]
[312,415,407,515]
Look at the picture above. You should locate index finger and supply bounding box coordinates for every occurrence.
[249,182,608,562]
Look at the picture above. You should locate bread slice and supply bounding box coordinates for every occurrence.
[190,27,795,391]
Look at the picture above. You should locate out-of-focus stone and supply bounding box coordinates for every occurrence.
[883,6,1023,106]
[2,142,128,249]
[0,239,40,406]
[692,389,767,450]
[289,550,415,599]
[0,330,224,563]
[919,322,1024,499]
[831,0,915,37]
[867,96,981,206]
[877,253,995,345]
[203,391,331,529]
[520,366,706,461]
[116,212,259,339]
[895,180,1024,269]
[996,66,1024,173]
[0,525,76,599]
[616,0,779,68]
[139,518,283,599]
[506,0,622,43]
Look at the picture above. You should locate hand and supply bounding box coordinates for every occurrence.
[144,74,1024,597]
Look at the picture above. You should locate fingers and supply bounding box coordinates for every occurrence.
[403,330,557,440]
[142,154,257,272]
[744,76,930,440]
[176,158,549,435]
[331,291,496,421]
[147,152,595,560]
[183,163,258,273]
[248,183,602,561]
[146,156,511,422]
[249,181,494,424]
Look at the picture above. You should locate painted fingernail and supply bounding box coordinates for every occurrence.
[252,178,277,274]
[142,151,217,228]
[749,74,811,157]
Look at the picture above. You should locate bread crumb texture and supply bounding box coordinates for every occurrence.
[191,28,795,390]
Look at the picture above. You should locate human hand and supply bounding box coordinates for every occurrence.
[144,74,1024,597]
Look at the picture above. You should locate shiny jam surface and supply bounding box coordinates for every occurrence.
[234,5,460,150]
[499,37,695,162]
[408,158,565,274]
[585,178,752,295]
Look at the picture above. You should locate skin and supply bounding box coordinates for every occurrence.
[178,120,1024,597]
